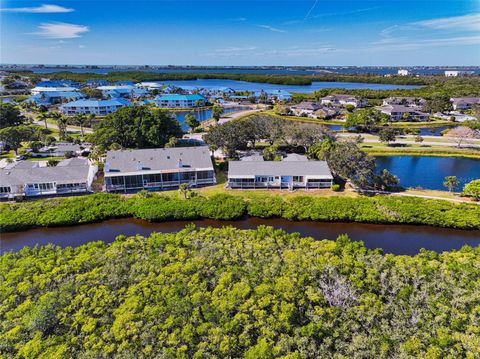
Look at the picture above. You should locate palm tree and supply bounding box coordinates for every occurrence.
[178,183,189,199]
[74,113,87,140]
[38,112,49,130]
[53,113,69,141]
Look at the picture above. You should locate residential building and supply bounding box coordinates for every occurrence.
[382,97,426,109]
[321,94,367,108]
[376,105,430,121]
[152,94,206,108]
[35,143,90,157]
[35,80,80,88]
[60,98,131,116]
[0,158,97,199]
[228,155,333,189]
[105,87,149,99]
[31,86,80,95]
[104,146,216,192]
[397,69,410,76]
[290,101,322,116]
[25,91,86,106]
[85,79,109,87]
[445,70,475,77]
[450,97,480,110]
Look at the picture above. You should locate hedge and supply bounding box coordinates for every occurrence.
[1,192,479,232]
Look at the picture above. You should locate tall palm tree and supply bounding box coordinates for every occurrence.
[38,112,49,130]
[74,113,87,140]
[51,111,68,140]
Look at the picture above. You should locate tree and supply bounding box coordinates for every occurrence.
[90,106,183,149]
[345,108,388,132]
[462,179,480,200]
[345,104,355,112]
[414,135,424,144]
[325,142,377,189]
[178,183,189,199]
[262,145,278,161]
[38,112,49,130]
[378,128,397,145]
[0,103,25,128]
[55,115,69,141]
[74,113,88,139]
[164,137,178,148]
[0,125,34,154]
[212,105,224,123]
[423,96,453,114]
[443,176,458,192]
[29,140,43,152]
[81,88,103,99]
[375,169,400,191]
[307,138,336,160]
[445,126,478,147]
[184,112,200,132]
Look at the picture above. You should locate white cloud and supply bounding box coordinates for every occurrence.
[33,22,89,39]
[229,17,247,22]
[258,25,286,33]
[375,13,480,49]
[413,13,480,31]
[0,4,73,13]
[79,44,86,49]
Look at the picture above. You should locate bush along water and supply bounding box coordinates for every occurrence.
[1,192,479,232]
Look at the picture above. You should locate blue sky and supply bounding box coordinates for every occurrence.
[1,0,479,66]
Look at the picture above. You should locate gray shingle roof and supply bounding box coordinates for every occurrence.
[105,146,214,175]
[228,160,332,177]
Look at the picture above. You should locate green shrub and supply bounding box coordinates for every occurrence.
[462,180,480,200]
[331,184,341,191]
[197,194,246,220]
[247,196,284,218]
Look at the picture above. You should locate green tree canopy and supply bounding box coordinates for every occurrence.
[0,103,26,128]
[91,106,183,149]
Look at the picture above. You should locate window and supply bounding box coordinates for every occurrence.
[0,187,11,193]
[39,183,54,191]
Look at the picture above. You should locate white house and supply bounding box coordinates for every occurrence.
[60,98,131,116]
[104,146,216,192]
[376,105,430,121]
[321,95,367,108]
[445,70,475,77]
[0,158,97,199]
[228,155,333,190]
[397,69,410,76]
[382,97,426,109]
[450,97,480,110]
[152,94,206,108]
[31,86,80,95]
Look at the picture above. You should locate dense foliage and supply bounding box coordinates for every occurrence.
[1,193,479,232]
[88,106,183,150]
[1,226,479,358]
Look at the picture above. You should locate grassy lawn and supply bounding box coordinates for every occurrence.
[27,156,65,161]
[359,142,480,159]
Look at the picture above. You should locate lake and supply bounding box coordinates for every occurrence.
[376,156,480,190]
[1,217,479,255]
[148,79,420,93]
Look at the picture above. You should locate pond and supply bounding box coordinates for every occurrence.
[173,106,249,130]
[375,156,480,190]
[1,218,479,255]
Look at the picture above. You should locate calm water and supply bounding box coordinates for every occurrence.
[174,106,248,130]
[3,66,479,76]
[1,218,479,255]
[376,156,480,190]
[150,79,420,93]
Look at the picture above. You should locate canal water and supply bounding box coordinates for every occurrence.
[375,156,480,190]
[1,218,479,255]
